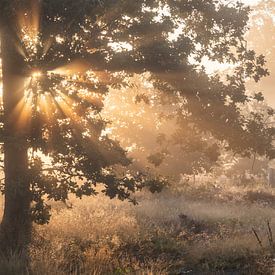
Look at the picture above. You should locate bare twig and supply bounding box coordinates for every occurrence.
[251,152,256,172]
[267,220,273,248]
[252,228,263,248]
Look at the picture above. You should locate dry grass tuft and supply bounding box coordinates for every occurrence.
[1,180,275,273]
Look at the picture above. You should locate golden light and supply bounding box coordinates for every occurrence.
[16,0,41,42]
[31,70,43,80]
[50,59,90,76]
[7,0,109,135]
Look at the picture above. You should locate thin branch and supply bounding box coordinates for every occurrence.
[267,220,273,248]
[252,228,263,249]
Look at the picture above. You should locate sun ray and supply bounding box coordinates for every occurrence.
[55,92,82,123]
[42,37,54,57]
[38,93,55,122]
[50,59,91,76]
[13,89,33,131]
[14,0,46,61]
[8,0,110,145]
[16,0,41,39]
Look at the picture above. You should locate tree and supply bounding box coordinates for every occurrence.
[0,0,273,256]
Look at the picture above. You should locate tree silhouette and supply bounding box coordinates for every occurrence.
[0,0,273,256]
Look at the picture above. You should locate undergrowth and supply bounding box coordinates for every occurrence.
[1,180,275,274]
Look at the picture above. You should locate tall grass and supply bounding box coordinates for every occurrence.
[1,180,275,273]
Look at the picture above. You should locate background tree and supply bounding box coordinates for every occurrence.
[0,0,273,256]
[246,0,275,106]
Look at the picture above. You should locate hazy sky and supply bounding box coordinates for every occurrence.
[245,0,275,107]
[242,0,261,5]
[221,0,274,107]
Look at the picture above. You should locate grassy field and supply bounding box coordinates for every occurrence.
[1,180,275,274]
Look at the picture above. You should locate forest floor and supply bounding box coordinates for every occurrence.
[2,180,275,274]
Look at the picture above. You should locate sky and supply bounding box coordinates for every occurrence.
[245,0,275,107]
[242,0,261,5]
[224,0,275,107]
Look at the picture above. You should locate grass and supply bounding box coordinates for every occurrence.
[1,180,275,274]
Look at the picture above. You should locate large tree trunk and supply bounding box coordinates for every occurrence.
[0,26,32,255]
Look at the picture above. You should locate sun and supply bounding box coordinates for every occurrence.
[31,70,43,80]
[7,0,115,135]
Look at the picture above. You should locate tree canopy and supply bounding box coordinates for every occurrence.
[0,0,273,227]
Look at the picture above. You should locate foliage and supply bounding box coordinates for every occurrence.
[0,0,273,224]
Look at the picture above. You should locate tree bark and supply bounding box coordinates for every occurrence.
[0,26,32,255]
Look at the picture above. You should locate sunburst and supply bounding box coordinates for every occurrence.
[9,0,110,134]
